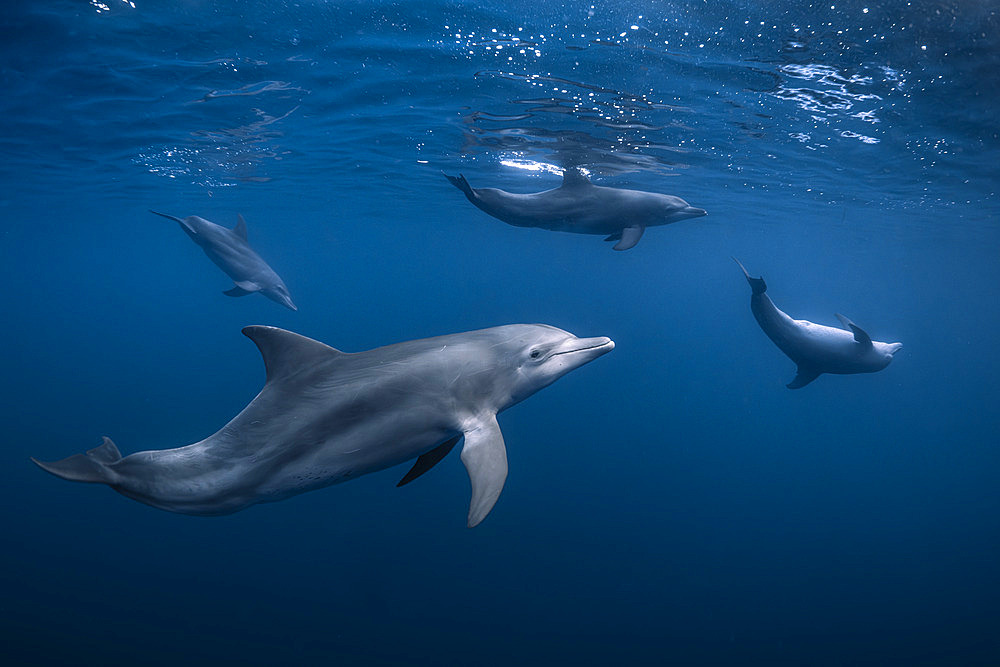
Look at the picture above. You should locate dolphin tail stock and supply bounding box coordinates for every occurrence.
[732,257,767,295]
[443,172,476,200]
[31,437,121,484]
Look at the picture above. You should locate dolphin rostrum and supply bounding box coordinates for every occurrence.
[444,168,706,250]
[32,324,614,526]
[150,210,296,311]
[735,258,902,389]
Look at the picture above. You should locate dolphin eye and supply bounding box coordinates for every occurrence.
[529,349,541,359]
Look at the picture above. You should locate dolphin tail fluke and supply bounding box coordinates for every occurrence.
[31,437,120,484]
[787,367,821,390]
[443,172,475,200]
[149,210,184,224]
[733,257,767,295]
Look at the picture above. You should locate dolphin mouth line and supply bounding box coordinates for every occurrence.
[551,339,614,357]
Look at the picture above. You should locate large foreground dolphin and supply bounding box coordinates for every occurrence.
[444,168,706,250]
[150,210,296,311]
[32,324,613,526]
[735,259,902,389]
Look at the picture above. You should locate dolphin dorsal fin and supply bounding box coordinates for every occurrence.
[233,215,248,240]
[835,313,873,348]
[242,326,344,383]
[560,167,591,189]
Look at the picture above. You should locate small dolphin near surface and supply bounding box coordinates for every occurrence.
[444,168,707,250]
[150,210,296,311]
[32,324,613,527]
[735,259,902,389]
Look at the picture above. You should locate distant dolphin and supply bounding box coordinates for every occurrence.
[32,324,614,527]
[150,210,296,311]
[735,259,902,389]
[444,168,706,250]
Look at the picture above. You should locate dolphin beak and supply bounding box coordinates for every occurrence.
[553,336,615,361]
[685,206,707,218]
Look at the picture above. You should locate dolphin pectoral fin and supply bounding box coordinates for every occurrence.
[396,435,462,487]
[787,367,821,389]
[235,280,261,293]
[233,214,248,241]
[224,281,260,297]
[835,313,873,348]
[460,414,507,528]
[613,226,645,251]
[603,232,622,242]
[31,437,121,484]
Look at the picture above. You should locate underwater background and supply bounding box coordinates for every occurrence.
[1,0,998,664]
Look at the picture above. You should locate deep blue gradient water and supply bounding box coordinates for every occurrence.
[2,1,998,664]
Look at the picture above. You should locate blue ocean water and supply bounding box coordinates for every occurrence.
[1,0,998,664]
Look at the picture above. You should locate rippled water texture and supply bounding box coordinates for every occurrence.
[1,0,996,210]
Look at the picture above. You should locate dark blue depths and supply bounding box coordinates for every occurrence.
[1,1,998,665]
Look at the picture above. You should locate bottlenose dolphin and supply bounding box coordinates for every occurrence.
[735,259,902,389]
[32,324,614,527]
[444,168,706,250]
[150,210,296,311]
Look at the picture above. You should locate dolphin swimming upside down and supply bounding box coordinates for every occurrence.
[735,258,902,389]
